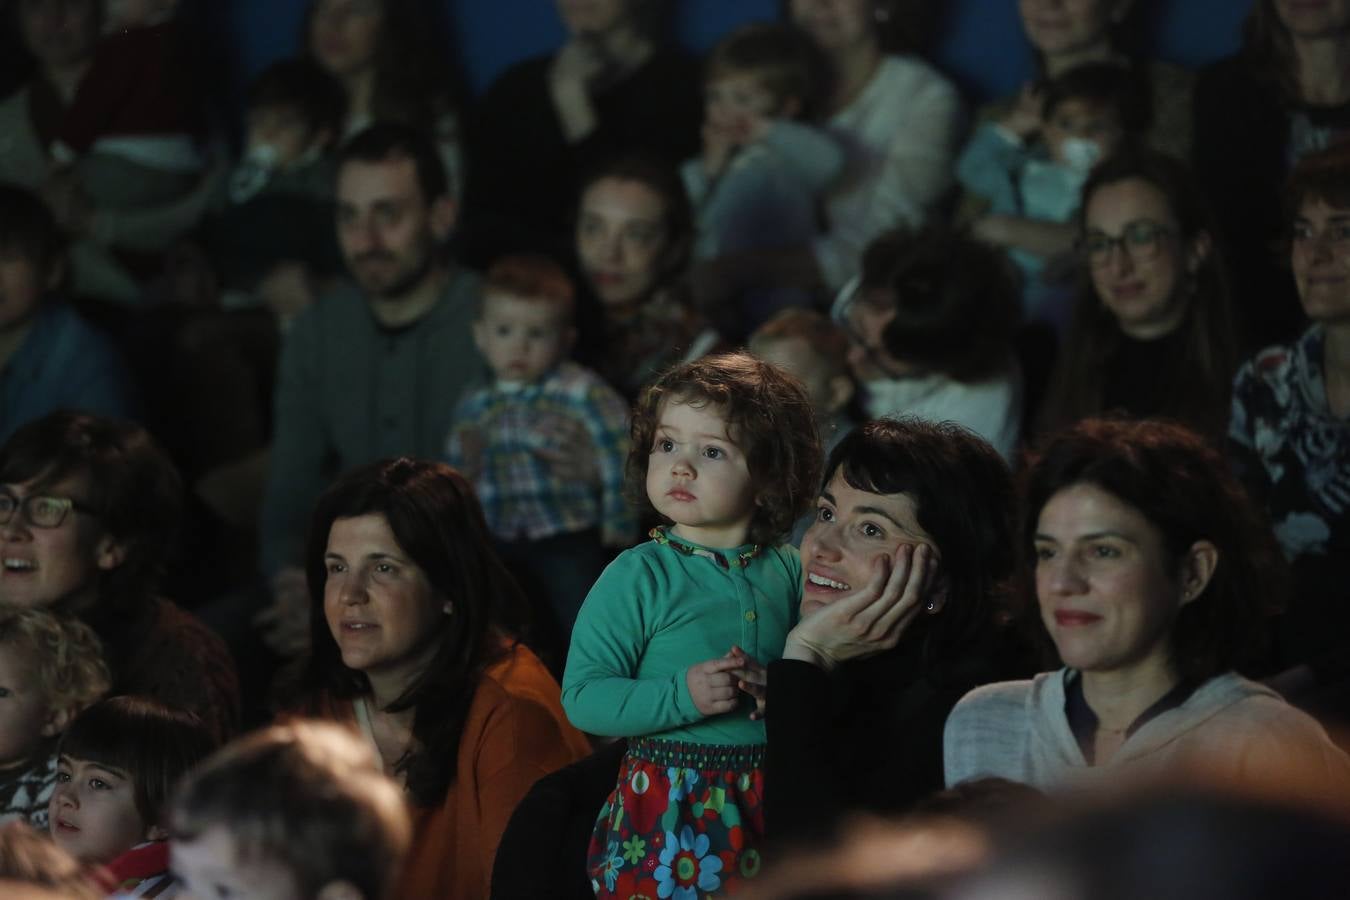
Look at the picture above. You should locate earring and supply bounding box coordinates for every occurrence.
[924,600,937,613]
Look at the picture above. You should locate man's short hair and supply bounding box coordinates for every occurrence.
[336,122,448,203]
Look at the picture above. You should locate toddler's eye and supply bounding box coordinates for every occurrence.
[55,771,71,783]
[815,506,834,523]
[655,438,674,453]
[860,522,884,539]
[90,778,110,791]
[703,447,724,459]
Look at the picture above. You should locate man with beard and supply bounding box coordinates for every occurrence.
[256,123,483,654]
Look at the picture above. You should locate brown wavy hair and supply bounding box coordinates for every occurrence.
[1021,417,1285,682]
[627,351,822,546]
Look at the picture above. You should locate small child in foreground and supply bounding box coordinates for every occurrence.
[0,606,110,830]
[171,720,411,900]
[562,351,823,897]
[48,697,215,897]
[447,254,635,644]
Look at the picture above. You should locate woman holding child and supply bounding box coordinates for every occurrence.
[297,457,590,898]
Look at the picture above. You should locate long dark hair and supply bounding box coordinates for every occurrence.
[300,458,532,807]
[1022,418,1283,682]
[1039,148,1237,438]
[1240,0,1302,103]
[823,418,1017,674]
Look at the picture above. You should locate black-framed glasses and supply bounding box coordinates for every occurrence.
[1080,221,1174,268]
[0,493,95,529]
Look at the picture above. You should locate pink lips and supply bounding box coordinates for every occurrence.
[1054,610,1102,627]
[667,489,695,502]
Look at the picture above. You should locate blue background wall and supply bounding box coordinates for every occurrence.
[225,0,1253,105]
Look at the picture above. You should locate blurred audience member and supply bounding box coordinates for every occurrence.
[463,0,701,265]
[834,227,1022,461]
[1194,0,1350,349]
[1038,149,1236,440]
[0,184,136,443]
[1229,144,1350,721]
[573,157,721,400]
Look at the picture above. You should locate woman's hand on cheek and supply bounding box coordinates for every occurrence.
[782,543,934,671]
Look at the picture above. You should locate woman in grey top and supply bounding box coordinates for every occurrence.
[944,417,1350,800]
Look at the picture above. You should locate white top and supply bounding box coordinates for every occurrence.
[943,669,1350,804]
[813,54,964,290]
[861,366,1022,462]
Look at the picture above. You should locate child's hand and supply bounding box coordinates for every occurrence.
[1002,82,1044,141]
[686,656,744,717]
[727,645,767,721]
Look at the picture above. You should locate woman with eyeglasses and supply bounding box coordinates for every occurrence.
[0,412,240,741]
[1037,147,1237,440]
[832,226,1022,461]
[1228,144,1350,723]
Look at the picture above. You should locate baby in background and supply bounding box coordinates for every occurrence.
[48,696,215,897]
[203,57,348,319]
[49,0,203,217]
[171,720,411,900]
[0,606,109,831]
[748,309,857,544]
[682,21,844,338]
[958,62,1145,328]
[447,254,635,647]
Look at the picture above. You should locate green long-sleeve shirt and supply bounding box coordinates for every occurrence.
[562,529,800,745]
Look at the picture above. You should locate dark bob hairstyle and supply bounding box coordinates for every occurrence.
[1021,417,1284,682]
[0,412,183,618]
[824,418,1018,668]
[301,458,531,807]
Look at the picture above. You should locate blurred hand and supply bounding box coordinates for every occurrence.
[257,261,316,324]
[783,543,938,671]
[531,415,598,485]
[253,565,311,659]
[1002,82,1044,141]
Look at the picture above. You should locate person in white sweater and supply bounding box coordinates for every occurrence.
[944,418,1350,802]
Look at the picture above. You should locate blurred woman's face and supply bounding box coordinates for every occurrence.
[1033,483,1191,679]
[322,513,443,688]
[576,177,672,309]
[1274,0,1350,40]
[0,473,116,613]
[17,0,99,72]
[310,0,383,80]
[1084,177,1197,340]
[1290,196,1350,325]
[555,0,631,36]
[1018,0,1118,57]
[789,0,877,56]
[798,471,938,617]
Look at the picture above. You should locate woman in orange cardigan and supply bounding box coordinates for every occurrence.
[295,457,591,898]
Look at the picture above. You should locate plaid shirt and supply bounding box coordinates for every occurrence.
[446,361,635,544]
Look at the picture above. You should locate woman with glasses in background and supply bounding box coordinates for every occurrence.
[1037,148,1237,440]
[831,226,1022,461]
[0,412,239,741]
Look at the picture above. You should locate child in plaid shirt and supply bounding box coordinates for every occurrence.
[447,255,636,650]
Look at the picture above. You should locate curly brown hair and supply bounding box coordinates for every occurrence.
[626,351,822,546]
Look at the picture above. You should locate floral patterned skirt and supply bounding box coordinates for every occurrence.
[587,737,766,899]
